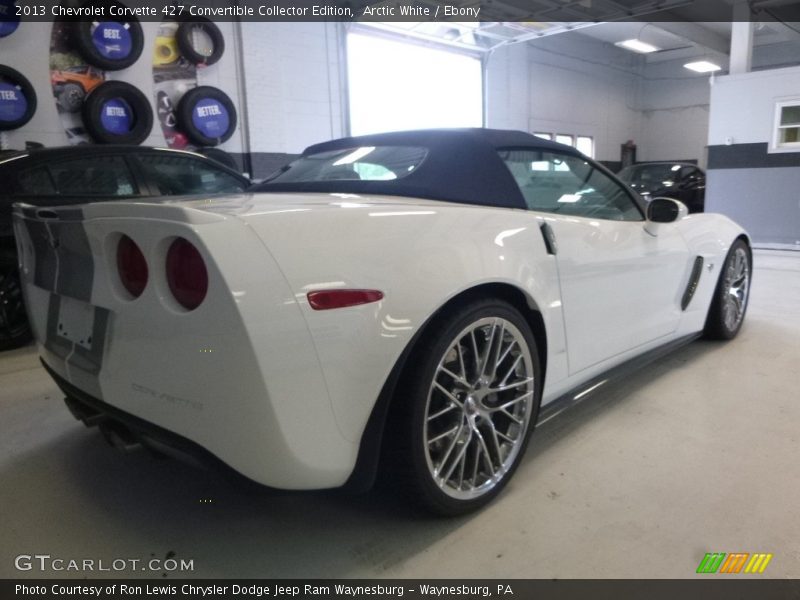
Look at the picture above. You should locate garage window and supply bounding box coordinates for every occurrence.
[533,132,594,157]
[773,101,800,151]
[347,33,482,136]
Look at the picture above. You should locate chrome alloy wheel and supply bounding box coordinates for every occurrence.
[423,317,535,500]
[723,246,749,331]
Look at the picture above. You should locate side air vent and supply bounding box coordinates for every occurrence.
[539,222,557,255]
[681,256,704,310]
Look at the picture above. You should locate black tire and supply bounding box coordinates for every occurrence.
[0,65,37,131]
[82,81,153,145]
[704,239,751,340]
[176,18,225,67]
[387,298,542,516]
[72,4,144,71]
[176,86,237,147]
[0,265,31,352]
[58,82,85,113]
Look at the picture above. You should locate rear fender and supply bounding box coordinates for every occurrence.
[675,213,750,334]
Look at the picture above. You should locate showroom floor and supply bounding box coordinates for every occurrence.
[1,250,798,579]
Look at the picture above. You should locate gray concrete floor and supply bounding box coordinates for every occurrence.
[1,250,798,579]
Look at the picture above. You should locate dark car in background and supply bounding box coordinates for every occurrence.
[617,162,705,213]
[0,146,250,350]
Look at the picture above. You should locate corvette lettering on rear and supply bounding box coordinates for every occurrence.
[131,383,204,411]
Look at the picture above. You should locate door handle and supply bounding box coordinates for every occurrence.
[539,222,557,255]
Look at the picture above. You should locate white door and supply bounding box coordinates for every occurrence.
[499,149,691,374]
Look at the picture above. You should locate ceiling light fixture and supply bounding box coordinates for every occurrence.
[684,60,722,73]
[615,39,659,54]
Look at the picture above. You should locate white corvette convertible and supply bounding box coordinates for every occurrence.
[13,129,751,515]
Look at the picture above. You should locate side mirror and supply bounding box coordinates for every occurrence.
[644,197,688,236]
[647,197,688,223]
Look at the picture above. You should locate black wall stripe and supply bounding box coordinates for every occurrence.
[708,143,800,170]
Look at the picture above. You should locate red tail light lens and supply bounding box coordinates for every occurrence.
[166,238,208,311]
[116,235,148,298]
[307,289,384,310]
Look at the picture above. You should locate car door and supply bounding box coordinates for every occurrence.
[500,149,692,375]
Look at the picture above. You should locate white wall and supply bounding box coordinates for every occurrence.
[523,34,643,163]
[637,59,711,168]
[708,65,800,146]
[485,43,529,132]
[706,65,800,247]
[486,32,714,168]
[238,22,345,156]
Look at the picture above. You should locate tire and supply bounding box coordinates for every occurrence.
[176,86,237,146]
[82,81,153,145]
[72,4,144,71]
[704,239,751,340]
[176,18,225,67]
[389,298,541,516]
[0,266,31,352]
[0,65,37,131]
[58,82,86,113]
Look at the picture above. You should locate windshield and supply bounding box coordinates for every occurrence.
[263,146,428,184]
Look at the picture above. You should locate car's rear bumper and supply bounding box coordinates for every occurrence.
[43,359,262,485]
[15,205,361,490]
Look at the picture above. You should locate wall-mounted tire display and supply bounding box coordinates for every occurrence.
[82,81,152,144]
[0,65,37,130]
[176,18,225,67]
[0,0,20,38]
[73,2,144,71]
[176,86,237,146]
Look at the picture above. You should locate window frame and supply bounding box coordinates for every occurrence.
[532,131,595,158]
[498,147,645,222]
[575,135,594,158]
[555,134,574,147]
[771,99,800,153]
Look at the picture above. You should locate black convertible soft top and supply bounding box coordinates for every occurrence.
[254,128,585,210]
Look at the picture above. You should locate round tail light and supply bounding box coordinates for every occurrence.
[166,237,208,311]
[116,235,148,298]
